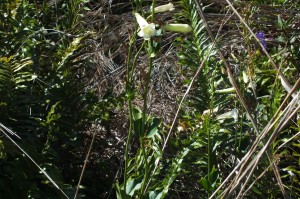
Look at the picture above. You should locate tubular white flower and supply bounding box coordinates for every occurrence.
[151,3,175,13]
[163,23,192,33]
[134,13,157,40]
[217,108,238,122]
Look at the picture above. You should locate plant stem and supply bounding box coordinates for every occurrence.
[131,42,146,82]
[124,35,144,193]
[124,32,137,191]
[140,0,156,194]
[140,54,153,197]
[209,70,216,176]
[206,115,211,176]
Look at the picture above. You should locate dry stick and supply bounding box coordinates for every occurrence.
[225,104,292,198]
[234,101,300,199]
[224,116,281,197]
[224,109,290,194]
[242,160,276,197]
[218,99,291,199]
[251,78,300,151]
[107,165,122,199]
[277,100,300,134]
[278,130,300,150]
[0,123,21,139]
[271,78,300,130]
[74,131,97,199]
[0,127,69,199]
[214,81,299,199]
[230,93,300,198]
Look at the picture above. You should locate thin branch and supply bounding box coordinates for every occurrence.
[0,123,21,139]
[74,131,97,199]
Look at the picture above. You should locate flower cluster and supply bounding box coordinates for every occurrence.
[134,3,192,40]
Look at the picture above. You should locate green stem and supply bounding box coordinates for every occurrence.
[237,109,243,153]
[206,115,211,176]
[140,54,153,197]
[131,42,146,82]
[208,71,216,177]
[141,56,153,136]
[140,34,156,196]
[124,35,145,194]
[140,1,156,195]
[124,31,137,191]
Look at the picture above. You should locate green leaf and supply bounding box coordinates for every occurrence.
[208,166,219,187]
[114,182,131,199]
[199,177,210,191]
[46,101,62,123]
[147,190,163,199]
[277,15,283,29]
[147,118,161,138]
[133,107,142,121]
[126,177,143,196]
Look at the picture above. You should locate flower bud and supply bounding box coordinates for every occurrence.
[163,24,192,33]
[152,3,175,13]
[215,87,235,94]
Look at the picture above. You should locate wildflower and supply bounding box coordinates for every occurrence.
[163,24,192,33]
[134,13,157,40]
[256,32,267,49]
[151,3,175,13]
[217,108,238,122]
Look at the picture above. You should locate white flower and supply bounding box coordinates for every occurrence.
[151,3,175,13]
[217,108,238,122]
[163,23,192,33]
[134,13,157,40]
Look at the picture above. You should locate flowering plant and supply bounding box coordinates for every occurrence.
[134,13,158,40]
[134,3,192,40]
[256,32,267,49]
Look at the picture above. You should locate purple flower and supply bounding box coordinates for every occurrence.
[256,32,267,49]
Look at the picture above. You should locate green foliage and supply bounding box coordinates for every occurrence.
[1,0,300,198]
[0,0,103,198]
[121,0,300,198]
